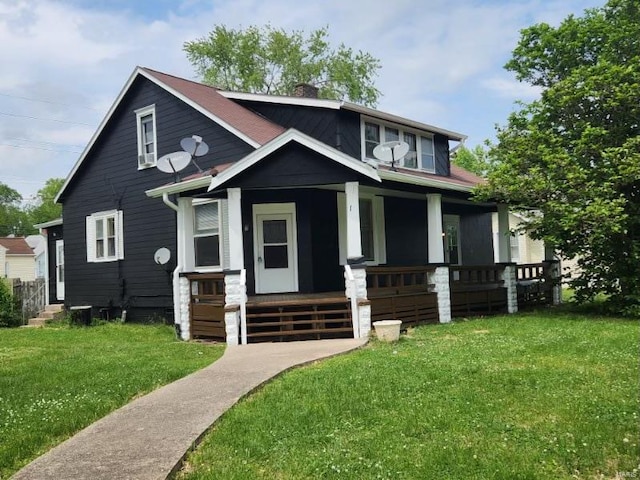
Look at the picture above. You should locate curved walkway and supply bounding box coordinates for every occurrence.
[13,338,367,480]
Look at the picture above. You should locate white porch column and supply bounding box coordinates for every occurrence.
[177,275,191,340]
[344,264,370,338]
[497,203,512,263]
[345,182,362,261]
[501,264,518,313]
[428,266,451,323]
[227,188,244,270]
[427,194,444,263]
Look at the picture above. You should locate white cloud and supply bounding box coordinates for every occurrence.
[482,76,543,101]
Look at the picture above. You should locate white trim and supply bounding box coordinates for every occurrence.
[337,190,386,265]
[443,214,462,265]
[427,194,444,263]
[135,104,157,169]
[345,182,362,260]
[378,169,474,192]
[86,209,124,263]
[208,128,380,192]
[192,199,223,271]
[227,188,244,270]
[55,239,65,301]
[56,66,261,203]
[252,203,298,294]
[34,218,63,229]
[220,90,467,141]
[146,175,212,198]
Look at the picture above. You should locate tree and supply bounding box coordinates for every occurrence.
[184,25,381,107]
[477,0,640,314]
[27,178,64,227]
[451,143,495,177]
[0,183,30,237]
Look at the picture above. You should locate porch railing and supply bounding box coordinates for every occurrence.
[367,266,439,327]
[185,273,226,340]
[449,265,508,317]
[516,262,554,308]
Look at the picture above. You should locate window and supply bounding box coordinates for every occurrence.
[510,233,521,262]
[443,215,461,265]
[135,105,157,168]
[337,192,386,265]
[86,210,124,262]
[362,118,436,173]
[193,201,221,268]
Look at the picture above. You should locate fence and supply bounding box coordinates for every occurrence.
[11,278,46,323]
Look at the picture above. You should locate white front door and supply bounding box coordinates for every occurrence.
[55,239,65,300]
[253,203,298,294]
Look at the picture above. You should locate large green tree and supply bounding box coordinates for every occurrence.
[184,25,381,106]
[27,177,64,227]
[452,144,495,177]
[0,183,29,236]
[478,0,640,314]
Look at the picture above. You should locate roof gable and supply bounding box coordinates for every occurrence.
[56,67,285,202]
[0,237,34,255]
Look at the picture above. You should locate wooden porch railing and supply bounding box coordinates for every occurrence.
[185,273,226,341]
[449,265,508,318]
[516,262,554,308]
[367,266,439,327]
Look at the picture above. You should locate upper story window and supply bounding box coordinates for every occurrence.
[135,105,157,169]
[193,200,221,268]
[362,118,436,173]
[86,210,124,262]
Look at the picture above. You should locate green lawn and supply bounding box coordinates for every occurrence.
[178,310,639,480]
[0,323,224,478]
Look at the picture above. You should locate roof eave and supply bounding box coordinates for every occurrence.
[378,169,475,193]
[145,175,213,198]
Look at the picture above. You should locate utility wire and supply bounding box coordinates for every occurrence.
[0,92,100,111]
[5,137,85,149]
[0,143,82,153]
[0,111,94,126]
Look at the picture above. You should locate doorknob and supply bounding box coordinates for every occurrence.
[258,256,263,263]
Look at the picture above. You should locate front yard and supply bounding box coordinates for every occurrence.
[0,324,224,478]
[178,310,639,479]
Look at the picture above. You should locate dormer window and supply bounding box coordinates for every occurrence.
[135,105,157,169]
[362,118,435,173]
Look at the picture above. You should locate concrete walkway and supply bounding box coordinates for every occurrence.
[12,338,367,480]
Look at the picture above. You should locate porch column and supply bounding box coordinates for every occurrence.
[427,194,444,263]
[345,182,362,261]
[544,245,562,305]
[428,267,451,323]
[497,203,512,263]
[501,264,518,313]
[227,188,244,270]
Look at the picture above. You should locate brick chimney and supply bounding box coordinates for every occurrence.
[293,83,319,99]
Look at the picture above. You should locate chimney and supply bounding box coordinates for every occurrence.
[293,83,319,99]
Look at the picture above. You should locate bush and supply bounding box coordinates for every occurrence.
[0,280,21,328]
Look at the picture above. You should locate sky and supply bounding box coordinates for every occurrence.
[0,0,604,202]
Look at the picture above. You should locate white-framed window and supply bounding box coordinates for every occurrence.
[86,210,124,262]
[135,105,157,169]
[193,200,221,268]
[337,192,386,265]
[510,233,521,263]
[361,117,436,173]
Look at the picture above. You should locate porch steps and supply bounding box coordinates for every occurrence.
[24,304,65,327]
[246,295,353,342]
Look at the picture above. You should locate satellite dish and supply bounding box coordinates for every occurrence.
[154,247,171,265]
[180,135,209,157]
[373,141,410,167]
[157,152,191,174]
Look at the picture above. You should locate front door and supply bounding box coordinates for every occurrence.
[253,203,298,294]
[55,239,65,300]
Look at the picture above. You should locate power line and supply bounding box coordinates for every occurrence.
[0,92,100,111]
[5,137,85,149]
[0,111,94,126]
[0,143,82,153]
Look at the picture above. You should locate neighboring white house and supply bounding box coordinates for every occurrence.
[26,235,47,279]
[0,237,36,281]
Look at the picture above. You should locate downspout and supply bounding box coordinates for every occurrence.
[162,193,179,212]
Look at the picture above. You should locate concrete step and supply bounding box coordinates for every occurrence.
[26,318,46,327]
[44,304,64,313]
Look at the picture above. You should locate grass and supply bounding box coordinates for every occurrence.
[0,323,224,478]
[178,309,639,480]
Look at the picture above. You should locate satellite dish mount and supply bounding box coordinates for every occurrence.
[372,141,410,172]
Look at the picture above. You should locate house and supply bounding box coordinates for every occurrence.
[25,235,47,279]
[51,66,559,342]
[0,237,36,281]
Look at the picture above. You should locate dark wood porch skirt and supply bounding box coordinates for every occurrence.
[369,292,439,327]
[246,292,353,343]
[450,287,508,318]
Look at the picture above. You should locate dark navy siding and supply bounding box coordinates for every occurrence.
[61,76,254,320]
[434,134,451,176]
[384,197,429,265]
[46,224,63,304]
[459,214,495,265]
[337,110,362,159]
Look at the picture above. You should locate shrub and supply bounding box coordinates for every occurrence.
[0,280,21,327]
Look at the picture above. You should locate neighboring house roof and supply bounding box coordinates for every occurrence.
[0,237,35,256]
[55,66,285,203]
[34,217,63,229]
[219,91,467,142]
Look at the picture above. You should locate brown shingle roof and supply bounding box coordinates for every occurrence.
[378,163,485,189]
[0,237,34,255]
[141,68,285,146]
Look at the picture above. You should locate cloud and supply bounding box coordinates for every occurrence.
[481,76,543,101]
